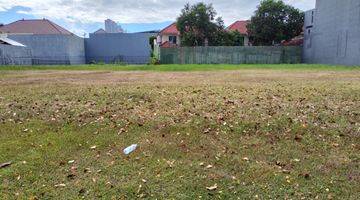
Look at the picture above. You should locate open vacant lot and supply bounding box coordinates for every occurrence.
[0,65,359,199]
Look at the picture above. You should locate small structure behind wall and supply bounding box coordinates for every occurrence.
[0,34,32,65]
[85,32,156,64]
[8,34,85,65]
[0,19,86,65]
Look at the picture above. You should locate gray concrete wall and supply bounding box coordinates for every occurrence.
[0,44,32,65]
[304,0,360,66]
[85,33,155,64]
[160,46,302,64]
[8,34,85,65]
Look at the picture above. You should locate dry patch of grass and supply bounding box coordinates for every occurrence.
[0,69,359,199]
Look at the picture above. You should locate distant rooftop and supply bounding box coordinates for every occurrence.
[94,28,107,34]
[227,20,249,35]
[160,23,179,35]
[0,19,73,35]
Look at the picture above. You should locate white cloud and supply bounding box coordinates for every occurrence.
[0,0,316,24]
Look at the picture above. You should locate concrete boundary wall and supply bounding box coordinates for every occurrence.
[8,34,85,65]
[0,44,32,65]
[160,46,302,64]
[303,0,360,66]
[85,33,156,64]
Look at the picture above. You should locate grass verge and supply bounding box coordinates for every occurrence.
[0,69,359,199]
[0,64,359,72]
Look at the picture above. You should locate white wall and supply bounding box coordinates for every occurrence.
[158,34,181,45]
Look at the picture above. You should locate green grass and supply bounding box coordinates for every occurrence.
[0,64,359,72]
[0,68,359,199]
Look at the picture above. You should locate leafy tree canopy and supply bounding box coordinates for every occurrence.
[247,0,304,46]
[176,3,227,46]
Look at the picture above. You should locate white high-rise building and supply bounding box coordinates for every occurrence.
[105,19,124,33]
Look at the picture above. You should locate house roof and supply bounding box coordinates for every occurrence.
[227,20,249,35]
[159,41,179,48]
[94,28,107,34]
[0,19,73,35]
[160,23,179,35]
[281,35,304,46]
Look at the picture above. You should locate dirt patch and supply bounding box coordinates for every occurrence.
[1,70,359,86]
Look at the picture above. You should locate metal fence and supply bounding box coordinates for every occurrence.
[160,46,302,64]
[8,34,86,65]
[0,44,32,65]
[0,45,86,65]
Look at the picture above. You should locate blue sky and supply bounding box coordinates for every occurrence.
[0,0,315,37]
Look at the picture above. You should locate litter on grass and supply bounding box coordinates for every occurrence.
[123,144,138,155]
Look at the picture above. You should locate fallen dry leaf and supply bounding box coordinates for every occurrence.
[206,165,213,169]
[0,161,12,168]
[54,184,66,187]
[206,184,218,191]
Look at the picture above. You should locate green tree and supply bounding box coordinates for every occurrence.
[149,36,156,51]
[247,0,304,46]
[213,30,245,46]
[176,3,224,46]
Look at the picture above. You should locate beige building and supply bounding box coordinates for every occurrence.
[156,23,180,48]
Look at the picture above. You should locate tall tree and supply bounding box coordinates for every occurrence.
[176,3,223,46]
[247,0,304,46]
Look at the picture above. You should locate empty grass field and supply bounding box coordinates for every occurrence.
[0,63,359,72]
[0,65,359,199]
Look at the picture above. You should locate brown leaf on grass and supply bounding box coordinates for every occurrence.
[294,135,303,142]
[282,169,291,174]
[84,168,91,173]
[166,160,175,168]
[118,128,126,134]
[78,188,86,195]
[243,157,250,161]
[332,143,340,148]
[0,161,12,168]
[203,128,211,134]
[206,165,213,169]
[206,184,218,191]
[54,183,66,187]
[67,174,76,180]
[299,172,311,179]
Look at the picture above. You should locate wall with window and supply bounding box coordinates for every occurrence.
[160,34,181,46]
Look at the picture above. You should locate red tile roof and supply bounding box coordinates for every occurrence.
[159,41,179,48]
[227,20,249,35]
[281,35,304,46]
[0,19,73,35]
[160,23,179,35]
